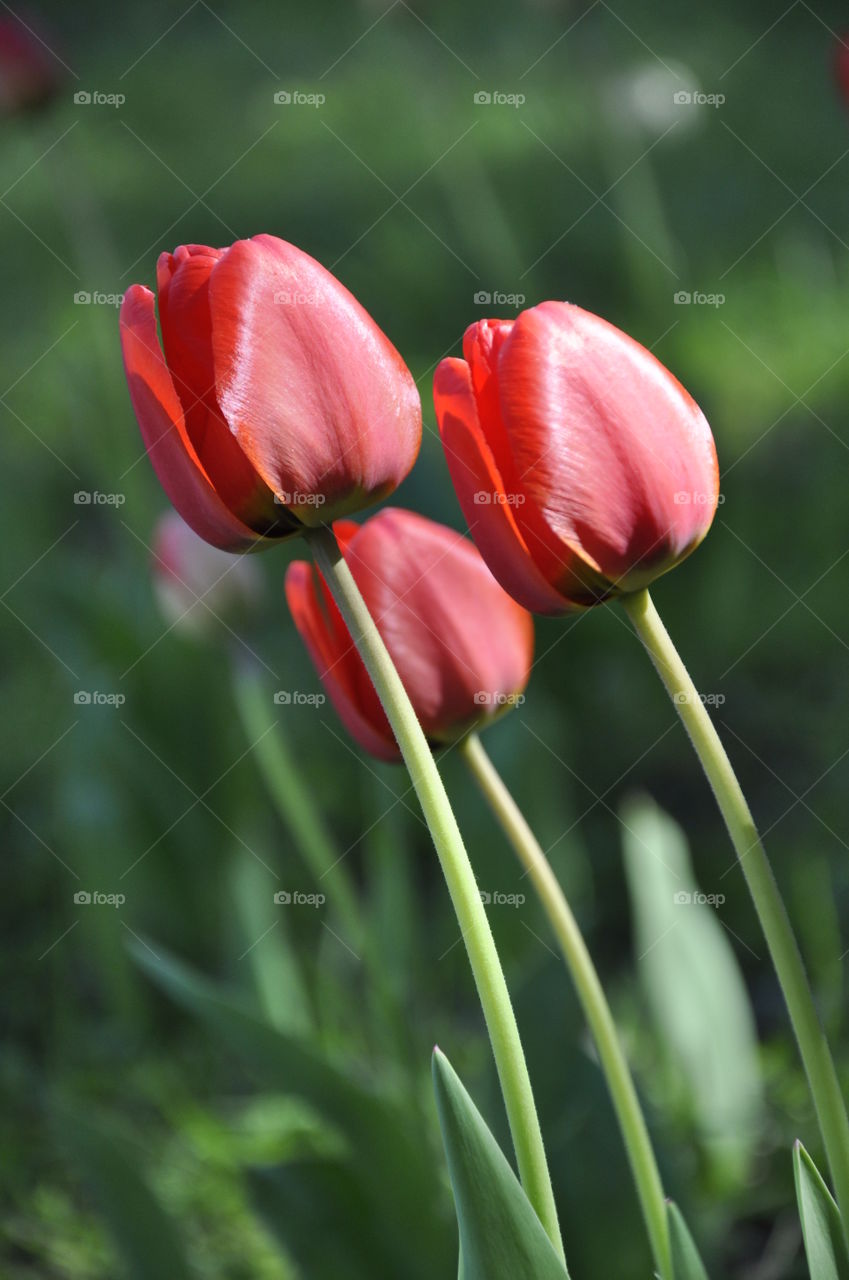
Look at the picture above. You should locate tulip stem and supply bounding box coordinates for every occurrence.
[624,587,849,1246]
[459,730,672,1280]
[306,523,566,1267]
[230,659,365,952]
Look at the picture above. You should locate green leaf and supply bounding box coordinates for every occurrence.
[620,793,763,1180]
[57,1106,193,1280]
[229,850,313,1036]
[794,1141,849,1280]
[249,1159,395,1279]
[129,938,452,1279]
[667,1201,709,1280]
[432,1047,570,1280]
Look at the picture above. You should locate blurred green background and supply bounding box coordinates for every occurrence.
[3,0,849,1275]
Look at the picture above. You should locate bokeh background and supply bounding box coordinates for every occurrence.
[3,1,849,1275]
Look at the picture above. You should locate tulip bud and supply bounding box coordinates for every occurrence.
[0,16,61,116]
[121,235,422,551]
[434,302,719,613]
[151,509,262,638]
[285,509,534,761]
[836,34,849,110]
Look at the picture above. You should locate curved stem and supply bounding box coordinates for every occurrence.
[460,731,671,1280]
[231,659,365,951]
[305,523,566,1265]
[624,587,849,1246]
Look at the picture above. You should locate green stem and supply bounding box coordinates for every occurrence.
[306,524,565,1265]
[624,587,849,1246]
[231,660,365,952]
[460,731,671,1280]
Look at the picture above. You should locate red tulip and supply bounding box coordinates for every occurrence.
[0,16,60,116]
[120,235,422,551]
[433,302,719,614]
[285,509,534,762]
[151,509,262,637]
[836,34,849,108]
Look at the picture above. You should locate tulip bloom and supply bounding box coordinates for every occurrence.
[120,235,422,551]
[151,509,262,637]
[433,302,719,614]
[285,509,534,761]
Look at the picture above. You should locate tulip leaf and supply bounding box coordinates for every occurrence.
[229,849,313,1036]
[129,938,452,1279]
[249,1159,396,1279]
[794,1141,849,1280]
[56,1106,192,1280]
[432,1047,570,1280]
[621,793,763,1180]
[667,1201,710,1280]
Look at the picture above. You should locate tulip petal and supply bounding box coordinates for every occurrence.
[344,509,534,741]
[462,320,610,594]
[156,245,281,529]
[119,285,260,551]
[498,302,719,588]
[209,235,422,524]
[285,560,399,762]
[434,358,593,614]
